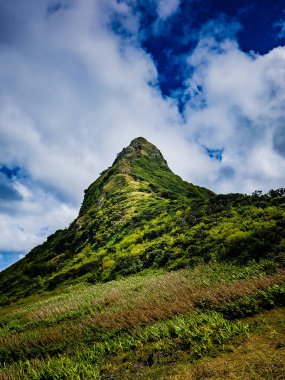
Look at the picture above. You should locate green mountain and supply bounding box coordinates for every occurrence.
[1,137,285,380]
[0,137,285,304]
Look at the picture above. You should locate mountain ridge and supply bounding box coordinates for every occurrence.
[0,137,285,304]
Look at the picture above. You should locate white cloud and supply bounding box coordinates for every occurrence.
[0,181,77,252]
[157,0,180,19]
[184,35,285,193]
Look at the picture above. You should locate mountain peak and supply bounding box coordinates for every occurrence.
[79,137,212,216]
[114,137,169,171]
[129,136,149,146]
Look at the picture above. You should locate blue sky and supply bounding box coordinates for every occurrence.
[0,0,285,271]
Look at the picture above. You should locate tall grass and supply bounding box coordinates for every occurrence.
[0,310,249,380]
[1,261,282,333]
[0,262,284,379]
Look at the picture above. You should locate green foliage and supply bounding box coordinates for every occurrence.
[0,259,284,379]
[0,308,249,379]
[0,137,285,303]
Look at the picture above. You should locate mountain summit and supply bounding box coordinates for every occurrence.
[116,137,168,166]
[1,138,285,304]
[80,137,210,215]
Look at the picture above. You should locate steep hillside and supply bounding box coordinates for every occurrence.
[0,137,212,302]
[0,137,285,380]
[0,137,285,304]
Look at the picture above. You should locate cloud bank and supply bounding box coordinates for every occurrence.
[185,32,285,193]
[0,0,285,268]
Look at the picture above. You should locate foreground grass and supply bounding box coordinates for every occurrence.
[0,310,250,379]
[163,308,285,380]
[0,262,284,379]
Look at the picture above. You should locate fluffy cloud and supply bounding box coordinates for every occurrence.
[184,35,285,193]
[0,186,76,252]
[156,0,181,19]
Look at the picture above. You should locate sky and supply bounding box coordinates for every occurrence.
[1,0,285,271]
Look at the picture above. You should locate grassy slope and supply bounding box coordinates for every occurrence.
[0,138,285,378]
[0,262,284,379]
[161,307,285,380]
[1,144,285,304]
[1,189,285,304]
[0,137,213,303]
[142,308,285,380]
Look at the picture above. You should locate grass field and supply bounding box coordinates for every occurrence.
[0,261,284,379]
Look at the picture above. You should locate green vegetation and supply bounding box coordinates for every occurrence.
[0,262,284,379]
[1,137,285,304]
[147,308,285,380]
[0,137,284,379]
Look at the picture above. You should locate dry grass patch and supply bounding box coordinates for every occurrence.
[87,270,285,329]
[4,268,284,332]
[193,269,285,307]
